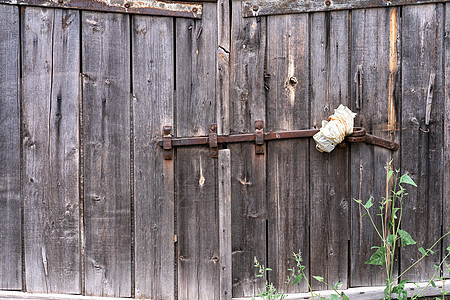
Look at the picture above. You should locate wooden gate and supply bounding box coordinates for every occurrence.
[0,0,449,299]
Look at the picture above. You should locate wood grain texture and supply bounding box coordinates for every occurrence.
[350,7,401,287]
[132,15,174,299]
[309,11,349,290]
[400,4,444,282]
[444,2,450,275]
[217,0,230,136]
[219,149,232,300]
[82,11,131,297]
[0,4,21,290]
[22,7,80,293]
[265,13,309,293]
[176,3,219,299]
[229,0,266,297]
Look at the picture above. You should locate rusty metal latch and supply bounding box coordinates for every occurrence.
[159,121,399,160]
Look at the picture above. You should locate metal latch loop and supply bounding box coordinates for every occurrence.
[163,126,173,160]
[255,120,264,155]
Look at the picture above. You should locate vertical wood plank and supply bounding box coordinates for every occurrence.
[444,2,450,275]
[229,1,266,297]
[22,7,80,293]
[132,15,174,299]
[217,0,230,136]
[0,4,21,290]
[400,4,444,282]
[219,149,232,300]
[309,11,349,290]
[176,3,219,299]
[265,13,310,293]
[350,7,401,287]
[82,12,131,297]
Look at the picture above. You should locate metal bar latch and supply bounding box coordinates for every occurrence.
[209,124,218,157]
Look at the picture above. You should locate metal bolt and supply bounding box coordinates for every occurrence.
[252,5,259,11]
[289,76,298,85]
[210,124,217,131]
[124,2,131,8]
[325,0,331,6]
[192,7,198,13]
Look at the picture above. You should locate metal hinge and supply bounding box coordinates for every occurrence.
[159,121,399,160]
[0,0,203,19]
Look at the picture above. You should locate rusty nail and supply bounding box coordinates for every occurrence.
[210,124,217,131]
[325,0,331,6]
[192,7,198,13]
[252,5,259,11]
[289,76,298,85]
[124,2,131,8]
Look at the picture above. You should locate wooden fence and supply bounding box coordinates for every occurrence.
[0,0,449,299]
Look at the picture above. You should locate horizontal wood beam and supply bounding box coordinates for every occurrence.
[243,0,450,17]
[0,0,204,19]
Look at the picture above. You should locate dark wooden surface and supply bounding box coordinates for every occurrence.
[175,3,219,299]
[400,3,444,282]
[350,7,401,287]
[0,4,21,290]
[444,2,450,276]
[22,7,80,293]
[0,1,449,298]
[132,15,175,299]
[82,11,131,297]
[229,0,267,296]
[309,11,350,291]
[265,13,310,293]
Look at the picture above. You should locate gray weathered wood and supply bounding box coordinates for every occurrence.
[176,3,219,299]
[229,0,267,297]
[309,11,349,290]
[400,4,444,282]
[217,0,230,136]
[265,13,309,293]
[219,149,232,300]
[350,7,401,287]
[22,7,80,293]
[444,2,450,276]
[132,15,175,299]
[242,0,450,17]
[0,4,21,290]
[0,0,203,19]
[82,11,131,297]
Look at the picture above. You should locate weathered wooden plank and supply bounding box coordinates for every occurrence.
[265,13,309,293]
[400,4,444,282]
[444,2,450,276]
[219,149,232,300]
[229,0,266,297]
[309,11,349,290]
[349,7,401,287]
[217,0,230,136]
[22,7,80,293]
[0,4,21,290]
[132,15,174,299]
[0,0,203,19]
[242,0,450,17]
[176,3,219,299]
[82,11,131,297]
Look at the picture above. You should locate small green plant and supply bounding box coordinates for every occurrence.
[252,257,286,300]
[354,161,450,300]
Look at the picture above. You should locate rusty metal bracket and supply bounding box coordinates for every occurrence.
[0,0,203,19]
[159,124,399,159]
[255,120,264,155]
[354,65,363,110]
[209,124,218,158]
[163,126,173,160]
[243,0,450,17]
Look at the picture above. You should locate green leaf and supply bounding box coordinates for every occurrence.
[398,229,417,247]
[313,276,324,282]
[354,199,362,204]
[366,246,386,265]
[342,293,350,300]
[387,170,394,181]
[292,275,303,285]
[446,245,450,252]
[418,247,428,256]
[431,280,436,288]
[399,173,417,187]
[387,235,395,247]
[330,294,339,300]
[361,213,369,218]
[427,249,435,255]
[266,268,272,271]
[333,282,342,290]
[364,197,374,209]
